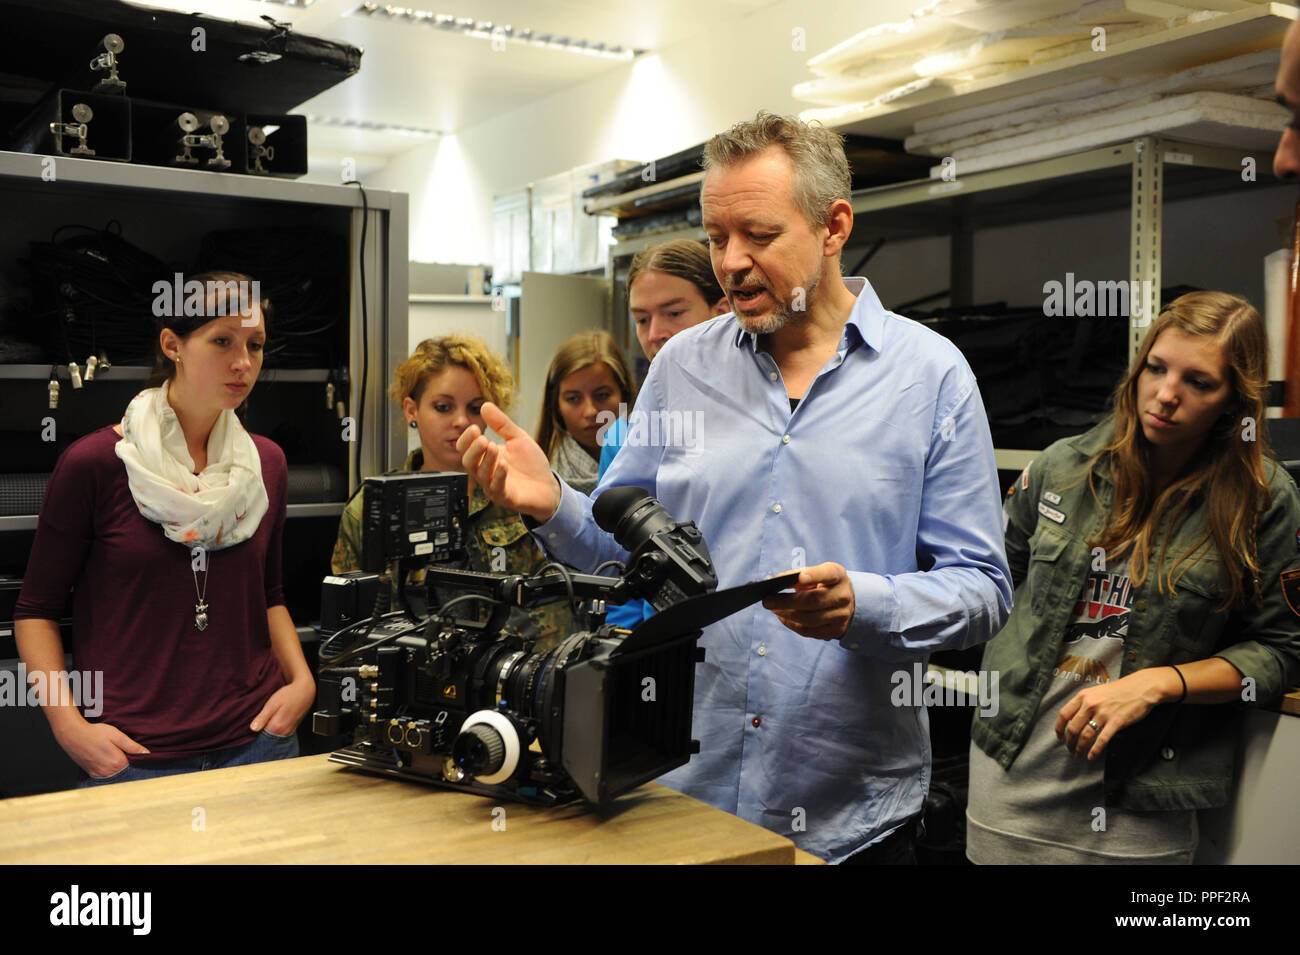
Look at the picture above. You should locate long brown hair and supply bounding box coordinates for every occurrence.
[1088,291,1274,609]
[535,331,636,459]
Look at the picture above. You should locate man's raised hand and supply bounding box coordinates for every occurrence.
[457,402,563,522]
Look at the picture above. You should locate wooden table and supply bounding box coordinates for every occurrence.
[0,754,815,864]
[1281,688,1300,718]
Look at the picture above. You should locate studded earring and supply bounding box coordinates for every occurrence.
[409,420,417,429]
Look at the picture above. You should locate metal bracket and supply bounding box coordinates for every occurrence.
[238,15,291,63]
[88,34,126,93]
[175,113,231,169]
[248,126,274,174]
[49,102,94,155]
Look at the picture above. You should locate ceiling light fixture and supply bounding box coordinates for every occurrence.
[350,3,644,60]
[305,114,444,137]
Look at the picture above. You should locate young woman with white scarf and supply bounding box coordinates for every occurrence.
[15,271,315,786]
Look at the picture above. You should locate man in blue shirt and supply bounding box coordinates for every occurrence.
[459,112,1012,862]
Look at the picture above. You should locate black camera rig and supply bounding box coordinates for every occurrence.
[314,474,794,805]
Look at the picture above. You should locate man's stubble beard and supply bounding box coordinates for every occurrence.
[736,270,822,336]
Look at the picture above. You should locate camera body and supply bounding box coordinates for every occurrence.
[314,473,790,805]
[314,608,704,804]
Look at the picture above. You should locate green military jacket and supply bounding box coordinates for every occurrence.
[972,417,1300,811]
[331,449,574,653]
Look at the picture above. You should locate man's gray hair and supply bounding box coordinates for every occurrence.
[701,111,852,229]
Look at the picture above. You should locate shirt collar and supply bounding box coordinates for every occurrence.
[1066,416,1119,488]
[730,276,883,355]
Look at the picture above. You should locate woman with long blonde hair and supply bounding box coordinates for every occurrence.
[968,290,1300,864]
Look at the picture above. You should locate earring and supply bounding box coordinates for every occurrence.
[409,420,417,429]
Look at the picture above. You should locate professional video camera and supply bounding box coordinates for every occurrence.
[313,473,794,805]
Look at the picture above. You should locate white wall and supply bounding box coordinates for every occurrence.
[369,0,920,265]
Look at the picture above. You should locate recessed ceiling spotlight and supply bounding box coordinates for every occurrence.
[350,3,644,59]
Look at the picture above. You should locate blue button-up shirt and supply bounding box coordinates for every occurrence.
[535,276,1012,861]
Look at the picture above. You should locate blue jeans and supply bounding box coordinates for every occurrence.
[77,729,300,788]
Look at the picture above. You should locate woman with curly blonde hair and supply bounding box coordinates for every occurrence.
[332,335,571,652]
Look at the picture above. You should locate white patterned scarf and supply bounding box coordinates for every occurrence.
[114,386,268,549]
[551,430,600,496]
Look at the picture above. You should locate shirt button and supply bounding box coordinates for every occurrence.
[751,716,761,728]
[1136,600,1145,611]
[782,434,791,444]
[1127,650,1137,662]
[757,645,766,656]
[772,503,782,514]
[768,371,779,381]
[1160,746,1175,761]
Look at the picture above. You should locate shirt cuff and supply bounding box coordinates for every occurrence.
[531,474,584,547]
[839,571,897,653]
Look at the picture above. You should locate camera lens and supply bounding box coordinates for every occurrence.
[503,646,553,722]
[452,723,505,776]
[472,641,523,711]
[530,634,592,759]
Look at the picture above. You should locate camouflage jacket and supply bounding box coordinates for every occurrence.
[331,449,574,653]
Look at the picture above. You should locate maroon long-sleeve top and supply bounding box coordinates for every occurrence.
[15,425,288,760]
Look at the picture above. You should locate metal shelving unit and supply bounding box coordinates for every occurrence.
[0,149,403,796]
[0,364,333,382]
[843,135,1280,468]
[0,147,408,506]
[814,4,1294,142]
[604,136,1280,469]
[846,136,1276,356]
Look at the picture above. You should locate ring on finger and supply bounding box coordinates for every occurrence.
[1087,719,1100,732]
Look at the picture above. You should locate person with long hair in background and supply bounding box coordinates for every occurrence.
[968,291,1300,864]
[535,330,635,496]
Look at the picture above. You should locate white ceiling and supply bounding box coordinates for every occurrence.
[134,0,783,160]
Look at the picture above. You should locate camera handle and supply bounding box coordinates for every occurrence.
[424,566,638,609]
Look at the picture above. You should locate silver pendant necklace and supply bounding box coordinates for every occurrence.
[192,556,210,631]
